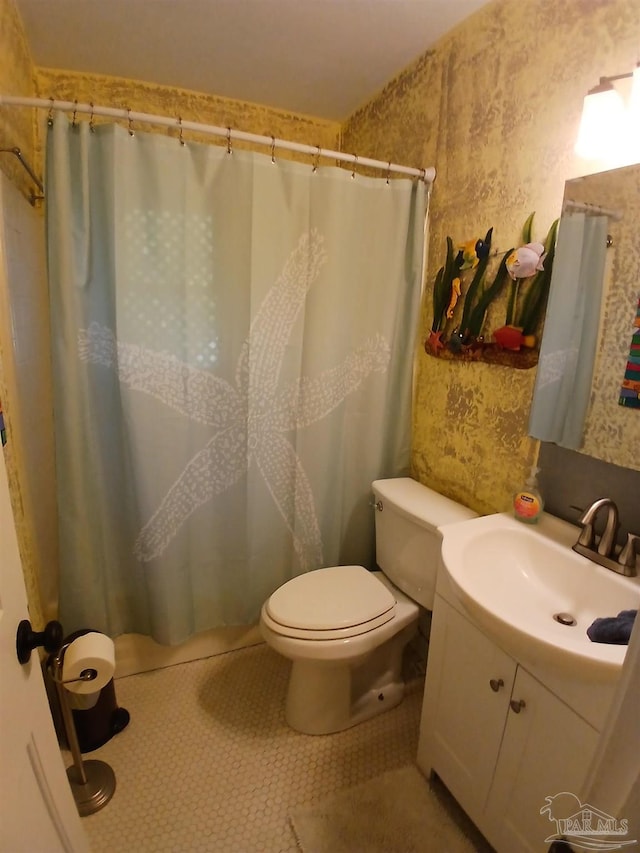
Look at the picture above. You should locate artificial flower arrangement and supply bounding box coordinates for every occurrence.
[425,213,559,367]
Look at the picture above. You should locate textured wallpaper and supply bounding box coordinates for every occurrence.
[0,0,44,626]
[343,0,640,514]
[34,68,341,170]
[0,0,37,199]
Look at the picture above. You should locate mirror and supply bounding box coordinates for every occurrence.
[528,163,640,472]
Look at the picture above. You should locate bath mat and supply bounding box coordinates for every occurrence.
[289,764,488,853]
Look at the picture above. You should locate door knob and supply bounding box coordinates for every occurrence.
[16,619,63,664]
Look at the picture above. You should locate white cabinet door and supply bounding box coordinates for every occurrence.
[485,667,599,853]
[418,596,515,827]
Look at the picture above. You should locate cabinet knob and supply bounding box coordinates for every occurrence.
[489,678,504,692]
[510,698,526,714]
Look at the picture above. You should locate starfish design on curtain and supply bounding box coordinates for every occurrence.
[78,230,391,567]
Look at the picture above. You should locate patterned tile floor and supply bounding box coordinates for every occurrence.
[79,643,478,852]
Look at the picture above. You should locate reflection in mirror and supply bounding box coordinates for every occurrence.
[528,163,640,472]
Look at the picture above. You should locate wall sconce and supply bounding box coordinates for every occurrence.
[575,67,640,161]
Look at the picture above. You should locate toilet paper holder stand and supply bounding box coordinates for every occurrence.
[48,643,117,816]
[16,618,116,816]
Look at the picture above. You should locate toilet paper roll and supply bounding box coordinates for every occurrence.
[62,632,115,695]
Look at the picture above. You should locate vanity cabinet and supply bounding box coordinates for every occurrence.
[418,596,600,853]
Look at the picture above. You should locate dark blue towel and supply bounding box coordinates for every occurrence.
[587,610,637,645]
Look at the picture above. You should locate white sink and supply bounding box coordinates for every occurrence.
[440,512,640,681]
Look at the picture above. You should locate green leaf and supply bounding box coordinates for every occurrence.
[505,215,535,324]
[517,218,559,334]
[543,218,559,253]
[459,227,493,334]
[431,266,446,332]
[467,248,513,339]
[443,235,455,286]
[506,278,518,326]
[431,236,461,332]
[521,212,535,244]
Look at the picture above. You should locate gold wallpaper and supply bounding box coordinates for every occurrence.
[0,0,37,199]
[0,0,44,627]
[343,0,640,514]
[34,68,341,170]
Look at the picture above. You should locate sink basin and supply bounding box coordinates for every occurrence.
[440,512,640,681]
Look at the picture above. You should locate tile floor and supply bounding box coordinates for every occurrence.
[79,643,481,852]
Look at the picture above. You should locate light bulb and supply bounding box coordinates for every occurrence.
[575,80,626,159]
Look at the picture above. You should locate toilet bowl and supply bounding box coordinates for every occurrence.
[260,477,477,735]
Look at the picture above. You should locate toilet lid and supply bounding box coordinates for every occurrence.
[265,566,396,636]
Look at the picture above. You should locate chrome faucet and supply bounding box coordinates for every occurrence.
[576,498,619,555]
[573,498,638,577]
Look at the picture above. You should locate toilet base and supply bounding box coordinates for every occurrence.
[285,622,415,735]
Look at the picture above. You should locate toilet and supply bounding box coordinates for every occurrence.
[260,477,477,734]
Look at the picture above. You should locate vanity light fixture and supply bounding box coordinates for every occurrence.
[575,67,640,160]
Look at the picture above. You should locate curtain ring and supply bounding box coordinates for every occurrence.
[420,168,427,183]
[127,107,134,137]
[226,126,232,155]
[177,116,185,146]
[386,162,391,185]
[351,154,358,180]
[47,97,54,127]
[72,100,78,127]
[89,102,95,133]
[312,145,321,173]
[271,136,276,164]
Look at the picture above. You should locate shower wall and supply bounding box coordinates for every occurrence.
[0,173,57,620]
[0,0,47,627]
[0,0,37,192]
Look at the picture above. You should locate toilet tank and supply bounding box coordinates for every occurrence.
[372,478,477,610]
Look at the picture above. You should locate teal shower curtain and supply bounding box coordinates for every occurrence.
[46,115,426,644]
[528,212,608,450]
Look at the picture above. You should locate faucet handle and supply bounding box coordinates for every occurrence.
[618,533,640,574]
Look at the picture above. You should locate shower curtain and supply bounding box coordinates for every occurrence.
[528,212,608,449]
[46,115,426,644]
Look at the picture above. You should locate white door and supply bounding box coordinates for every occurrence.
[0,443,88,852]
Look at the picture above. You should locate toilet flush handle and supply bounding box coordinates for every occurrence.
[369,499,383,512]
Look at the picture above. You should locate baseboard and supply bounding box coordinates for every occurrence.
[113,624,263,678]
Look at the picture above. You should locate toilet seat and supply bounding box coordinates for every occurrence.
[265,565,396,640]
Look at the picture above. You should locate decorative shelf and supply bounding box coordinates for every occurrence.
[424,345,539,370]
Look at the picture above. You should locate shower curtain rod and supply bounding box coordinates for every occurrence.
[0,145,44,204]
[563,199,622,221]
[0,95,436,183]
